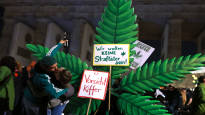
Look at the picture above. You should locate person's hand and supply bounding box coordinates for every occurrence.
[59,40,68,44]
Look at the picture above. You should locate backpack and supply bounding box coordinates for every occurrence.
[0,73,11,111]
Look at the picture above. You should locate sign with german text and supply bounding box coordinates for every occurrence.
[130,40,155,69]
[78,70,109,100]
[93,44,130,66]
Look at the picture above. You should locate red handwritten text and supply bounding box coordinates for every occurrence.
[83,85,101,95]
[85,75,107,86]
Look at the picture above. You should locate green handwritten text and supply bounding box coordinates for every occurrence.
[95,56,120,62]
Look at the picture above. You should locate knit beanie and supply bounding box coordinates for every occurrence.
[40,56,57,66]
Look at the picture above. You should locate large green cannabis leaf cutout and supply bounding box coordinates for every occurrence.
[94,0,138,79]
[26,43,205,115]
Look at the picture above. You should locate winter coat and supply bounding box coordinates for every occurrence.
[191,83,205,115]
[24,43,67,104]
[24,72,68,104]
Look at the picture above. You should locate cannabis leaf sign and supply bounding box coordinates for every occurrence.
[134,51,142,58]
[26,0,205,115]
[121,51,126,56]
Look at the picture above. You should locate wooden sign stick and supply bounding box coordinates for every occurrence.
[86,98,92,115]
[108,65,112,111]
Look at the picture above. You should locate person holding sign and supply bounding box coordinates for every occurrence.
[21,40,69,115]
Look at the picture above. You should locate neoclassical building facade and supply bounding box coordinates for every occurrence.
[0,0,205,66]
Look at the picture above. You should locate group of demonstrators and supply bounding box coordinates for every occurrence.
[0,40,74,115]
[149,77,205,115]
[1,39,205,115]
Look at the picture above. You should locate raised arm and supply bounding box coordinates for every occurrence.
[46,40,68,57]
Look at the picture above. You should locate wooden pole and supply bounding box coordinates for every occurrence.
[94,108,99,115]
[108,66,112,111]
[86,98,92,115]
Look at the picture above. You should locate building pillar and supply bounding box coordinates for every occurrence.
[0,18,15,58]
[70,18,86,57]
[167,19,183,58]
[196,30,205,53]
[34,18,50,46]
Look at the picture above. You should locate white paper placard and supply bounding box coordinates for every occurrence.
[130,40,155,69]
[93,44,130,66]
[78,70,109,100]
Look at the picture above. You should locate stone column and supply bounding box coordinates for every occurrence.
[167,19,183,58]
[196,31,205,53]
[70,18,86,57]
[0,18,16,58]
[34,18,50,46]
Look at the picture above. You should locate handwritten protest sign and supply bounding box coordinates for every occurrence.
[130,40,155,69]
[78,70,109,100]
[93,44,130,66]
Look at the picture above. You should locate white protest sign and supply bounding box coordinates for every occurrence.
[93,44,130,66]
[130,40,155,69]
[78,70,109,100]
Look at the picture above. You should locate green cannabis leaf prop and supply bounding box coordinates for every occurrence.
[94,0,138,79]
[26,0,205,115]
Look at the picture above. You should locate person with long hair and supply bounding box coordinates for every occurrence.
[0,56,17,114]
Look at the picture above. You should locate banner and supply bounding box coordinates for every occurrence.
[130,40,155,69]
[93,44,130,66]
[78,70,109,100]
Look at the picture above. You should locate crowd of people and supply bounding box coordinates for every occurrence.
[1,39,205,115]
[151,85,193,115]
[147,76,205,115]
[0,40,74,115]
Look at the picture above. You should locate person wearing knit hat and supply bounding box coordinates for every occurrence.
[22,40,68,115]
[39,56,57,72]
[40,56,57,66]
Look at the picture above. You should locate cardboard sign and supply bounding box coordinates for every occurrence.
[78,70,109,100]
[93,44,130,66]
[130,40,155,69]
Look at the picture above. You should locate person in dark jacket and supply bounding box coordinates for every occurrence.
[166,85,181,114]
[191,76,205,115]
